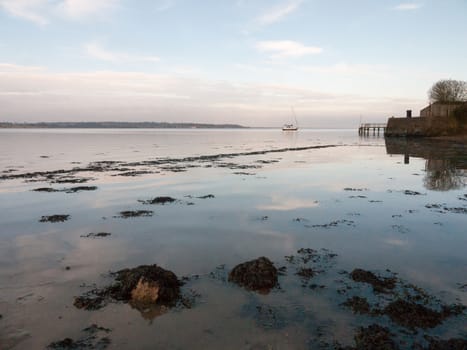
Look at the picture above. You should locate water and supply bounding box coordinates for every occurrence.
[0,129,465,349]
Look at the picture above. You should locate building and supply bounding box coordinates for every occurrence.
[420,102,465,118]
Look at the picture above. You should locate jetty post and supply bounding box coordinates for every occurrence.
[358,123,387,136]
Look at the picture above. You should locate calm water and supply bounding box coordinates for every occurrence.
[0,129,466,349]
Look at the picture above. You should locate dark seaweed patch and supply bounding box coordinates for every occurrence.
[81,232,111,238]
[350,269,397,293]
[47,324,111,350]
[138,196,177,205]
[39,215,70,223]
[113,210,153,218]
[342,296,371,315]
[404,190,425,196]
[305,220,355,229]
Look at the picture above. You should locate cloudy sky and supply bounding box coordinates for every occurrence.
[0,0,466,127]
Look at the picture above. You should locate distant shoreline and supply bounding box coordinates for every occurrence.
[0,122,247,129]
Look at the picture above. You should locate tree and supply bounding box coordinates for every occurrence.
[428,79,467,103]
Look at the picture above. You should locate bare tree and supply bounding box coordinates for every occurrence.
[428,79,467,103]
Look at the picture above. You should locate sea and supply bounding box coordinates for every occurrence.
[0,128,466,349]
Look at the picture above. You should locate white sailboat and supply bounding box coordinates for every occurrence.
[282,107,299,131]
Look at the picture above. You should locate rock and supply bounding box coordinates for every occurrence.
[74,264,182,312]
[130,277,160,305]
[229,257,278,293]
[112,265,181,306]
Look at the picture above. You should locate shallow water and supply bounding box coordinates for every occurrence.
[0,129,466,349]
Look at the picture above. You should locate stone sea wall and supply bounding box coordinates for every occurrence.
[384,116,462,137]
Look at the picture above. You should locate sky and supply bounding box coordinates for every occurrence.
[0,0,466,127]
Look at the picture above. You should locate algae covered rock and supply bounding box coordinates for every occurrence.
[229,257,278,293]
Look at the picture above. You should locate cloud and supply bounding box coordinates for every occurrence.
[258,195,319,211]
[0,0,118,25]
[0,62,45,72]
[300,62,389,77]
[257,0,303,25]
[84,42,160,63]
[0,0,49,25]
[394,3,422,11]
[57,0,118,19]
[0,63,427,127]
[256,40,323,58]
[154,0,175,12]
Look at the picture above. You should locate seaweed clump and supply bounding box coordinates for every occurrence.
[39,215,70,223]
[350,269,397,293]
[229,257,278,293]
[382,299,465,329]
[74,265,182,313]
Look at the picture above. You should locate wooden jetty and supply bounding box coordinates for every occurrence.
[358,123,387,136]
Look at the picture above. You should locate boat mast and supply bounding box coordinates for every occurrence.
[291,107,298,127]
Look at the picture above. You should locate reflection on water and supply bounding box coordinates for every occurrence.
[385,137,467,191]
[424,159,466,191]
[0,130,466,349]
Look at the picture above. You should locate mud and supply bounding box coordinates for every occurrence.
[113,210,153,218]
[39,214,70,223]
[228,257,278,293]
[47,324,111,350]
[350,269,397,293]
